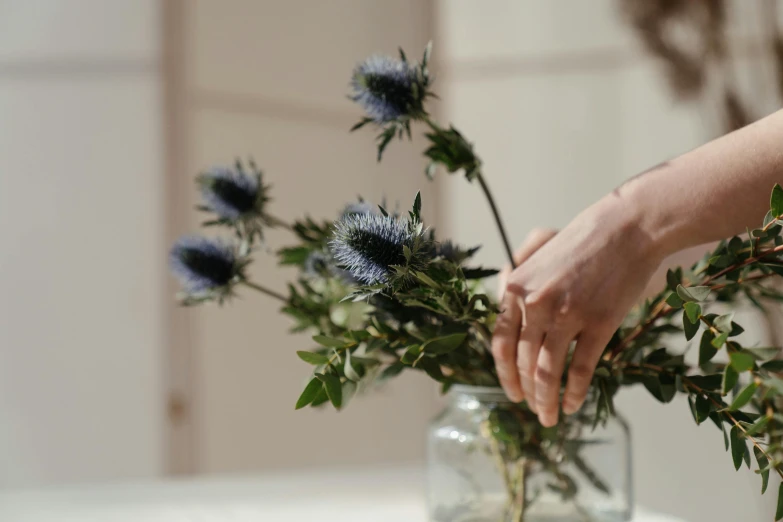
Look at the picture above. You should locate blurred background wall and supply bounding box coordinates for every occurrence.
[0,0,165,486]
[1,1,782,521]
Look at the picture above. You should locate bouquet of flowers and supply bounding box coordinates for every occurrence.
[170,44,783,521]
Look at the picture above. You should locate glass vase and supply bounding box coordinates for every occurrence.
[427,385,632,522]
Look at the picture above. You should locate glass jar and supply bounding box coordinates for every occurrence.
[427,385,632,522]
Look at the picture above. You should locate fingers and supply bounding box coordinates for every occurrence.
[515,297,545,412]
[491,290,524,402]
[497,228,557,299]
[562,327,614,415]
[534,324,578,427]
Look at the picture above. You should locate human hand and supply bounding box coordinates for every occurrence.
[491,199,667,427]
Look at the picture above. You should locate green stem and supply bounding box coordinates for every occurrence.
[476,172,517,269]
[421,116,516,268]
[511,460,528,522]
[242,280,288,302]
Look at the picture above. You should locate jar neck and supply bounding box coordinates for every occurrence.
[448,384,599,415]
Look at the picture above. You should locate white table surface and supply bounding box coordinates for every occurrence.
[0,466,684,522]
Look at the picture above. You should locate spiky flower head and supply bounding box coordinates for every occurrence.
[330,213,430,286]
[341,200,377,219]
[303,250,332,278]
[197,161,273,242]
[169,236,247,303]
[351,55,424,123]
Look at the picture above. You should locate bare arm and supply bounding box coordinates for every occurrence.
[491,108,783,428]
[623,108,783,254]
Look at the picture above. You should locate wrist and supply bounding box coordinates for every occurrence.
[591,187,681,263]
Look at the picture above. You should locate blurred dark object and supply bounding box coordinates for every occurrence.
[617,0,783,133]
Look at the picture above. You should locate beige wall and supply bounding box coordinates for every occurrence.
[435,1,780,521]
[170,0,441,474]
[0,0,165,486]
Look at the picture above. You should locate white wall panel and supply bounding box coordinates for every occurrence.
[0,75,164,486]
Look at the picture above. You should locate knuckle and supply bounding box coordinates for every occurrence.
[534,364,556,385]
[491,343,512,362]
[568,363,594,383]
[528,227,557,242]
[516,359,534,378]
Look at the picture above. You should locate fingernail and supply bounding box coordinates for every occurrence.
[539,413,557,428]
[562,401,577,415]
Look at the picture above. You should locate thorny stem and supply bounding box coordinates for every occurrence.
[242,280,288,302]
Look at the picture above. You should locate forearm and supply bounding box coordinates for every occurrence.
[606,109,783,257]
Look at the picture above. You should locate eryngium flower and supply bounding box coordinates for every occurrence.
[198,165,262,221]
[341,200,376,218]
[351,55,424,123]
[303,250,332,278]
[170,236,240,295]
[330,213,426,285]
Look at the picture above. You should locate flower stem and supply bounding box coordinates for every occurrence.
[476,172,517,269]
[421,116,517,268]
[242,280,288,302]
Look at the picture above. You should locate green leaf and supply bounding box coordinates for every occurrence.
[709,254,735,268]
[763,263,783,277]
[730,425,745,471]
[771,183,783,218]
[344,350,361,382]
[401,344,424,365]
[730,351,755,372]
[755,446,770,494]
[711,332,729,348]
[413,191,422,219]
[699,331,718,366]
[684,302,702,324]
[677,285,711,302]
[666,269,681,291]
[380,362,405,380]
[776,482,783,520]
[316,373,342,409]
[743,441,752,469]
[723,365,739,395]
[726,381,758,411]
[762,360,783,372]
[665,291,684,308]
[714,313,734,333]
[277,246,311,265]
[694,395,712,424]
[688,373,723,391]
[747,415,770,436]
[728,236,743,254]
[747,347,781,361]
[296,351,330,365]
[422,333,467,355]
[413,271,440,289]
[683,312,700,341]
[312,335,348,348]
[295,377,323,410]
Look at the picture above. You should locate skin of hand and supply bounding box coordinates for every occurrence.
[492,199,665,427]
[491,108,783,428]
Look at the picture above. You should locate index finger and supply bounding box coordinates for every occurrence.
[491,290,524,402]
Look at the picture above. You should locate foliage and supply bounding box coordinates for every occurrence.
[170,45,783,520]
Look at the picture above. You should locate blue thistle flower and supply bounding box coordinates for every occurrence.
[303,250,332,278]
[169,236,242,297]
[341,200,377,218]
[351,55,426,123]
[330,213,428,285]
[198,165,263,221]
